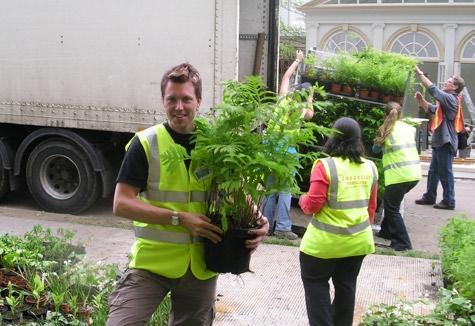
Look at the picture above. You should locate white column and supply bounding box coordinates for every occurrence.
[372,23,385,50]
[306,23,319,52]
[443,24,458,77]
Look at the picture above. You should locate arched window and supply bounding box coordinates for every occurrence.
[324,31,367,53]
[461,36,475,61]
[390,31,438,60]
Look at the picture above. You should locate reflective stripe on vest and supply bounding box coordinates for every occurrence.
[310,218,370,235]
[141,189,207,203]
[325,157,377,209]
[382,122,420,174]
[383,160,420,172]
[142,126,160,185]
[138,125,207,204]
[134,226,202,244]
[382,134,417,154]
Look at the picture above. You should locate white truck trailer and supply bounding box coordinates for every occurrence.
[0,0,279,213]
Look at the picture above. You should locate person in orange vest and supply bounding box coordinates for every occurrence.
[414,66,465,210]
[106,63,269,325]
[299,117,377,326]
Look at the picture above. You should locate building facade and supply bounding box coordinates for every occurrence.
[299,0,475,121]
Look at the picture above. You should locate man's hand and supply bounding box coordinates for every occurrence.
[178,212,223,244]
[414,65,433,88]
[414,91,429,113]
[415,65,423,76]
[414,91,423,101]
[245,215,269,252]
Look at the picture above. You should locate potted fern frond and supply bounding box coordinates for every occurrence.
[163,76,327,274]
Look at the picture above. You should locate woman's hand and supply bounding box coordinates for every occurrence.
[295,49,304,63]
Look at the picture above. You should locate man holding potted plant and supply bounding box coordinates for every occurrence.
[414,66,465,210]
[106,63,268,325]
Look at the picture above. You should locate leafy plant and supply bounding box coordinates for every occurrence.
[29,273,46,309]
[334,54,359,87]
[5,281,24,316]
[163,76,327,230]
[303,53,317,78]
[147,294,172,326]
[360,288,475,325]
[439,216,475,300]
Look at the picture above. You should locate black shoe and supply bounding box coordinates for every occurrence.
[391,245,412,251]
[433,201,455,210]
[415,197,435,205]
[376,231,391,240]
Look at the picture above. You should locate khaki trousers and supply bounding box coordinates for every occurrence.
[107,268,217,326]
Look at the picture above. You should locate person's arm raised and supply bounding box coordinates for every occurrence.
[279,50,304,96]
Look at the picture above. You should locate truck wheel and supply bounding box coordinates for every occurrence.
[26,139,100,214]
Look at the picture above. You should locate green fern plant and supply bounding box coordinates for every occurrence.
[163,76,329,230]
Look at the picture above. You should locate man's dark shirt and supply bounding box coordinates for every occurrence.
[116,122,195,191]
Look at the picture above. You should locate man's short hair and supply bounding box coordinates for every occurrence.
[161,63,202,100]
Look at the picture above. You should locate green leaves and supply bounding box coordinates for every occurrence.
[164,76,327,229]
[440,216,475,300]
[361,288,475,325]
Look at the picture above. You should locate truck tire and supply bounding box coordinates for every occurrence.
[26,139,101,214]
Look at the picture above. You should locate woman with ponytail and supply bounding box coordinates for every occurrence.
[373,102,421,251]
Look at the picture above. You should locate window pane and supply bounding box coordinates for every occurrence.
[461,63,475,99]
[325,31,366,54]
[462,39,475,59]
[391,32,438,59]
[359,0,377,3]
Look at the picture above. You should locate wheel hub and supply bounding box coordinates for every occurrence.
[40,154,80,200]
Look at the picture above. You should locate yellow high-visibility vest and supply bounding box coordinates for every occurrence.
[128,124,216,280]
[300,157,377,259]
[382,121,422,186]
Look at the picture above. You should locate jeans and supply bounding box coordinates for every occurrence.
[380,181,418,250]
[262,191,292,232]
[300,252,365,326]
[424,143,456,207]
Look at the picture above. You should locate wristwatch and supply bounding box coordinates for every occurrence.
[171,211,180,226]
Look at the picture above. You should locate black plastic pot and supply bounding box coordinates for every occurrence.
[204,229,254,275]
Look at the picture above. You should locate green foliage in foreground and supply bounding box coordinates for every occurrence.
[360,288,475,325]
[439,216,475,301]
[0,225,170,325]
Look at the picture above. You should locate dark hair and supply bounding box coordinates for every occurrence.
[452,76,465,95]
[324,117,365,164]
[161,63,202,100]
[294,82,311,91]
